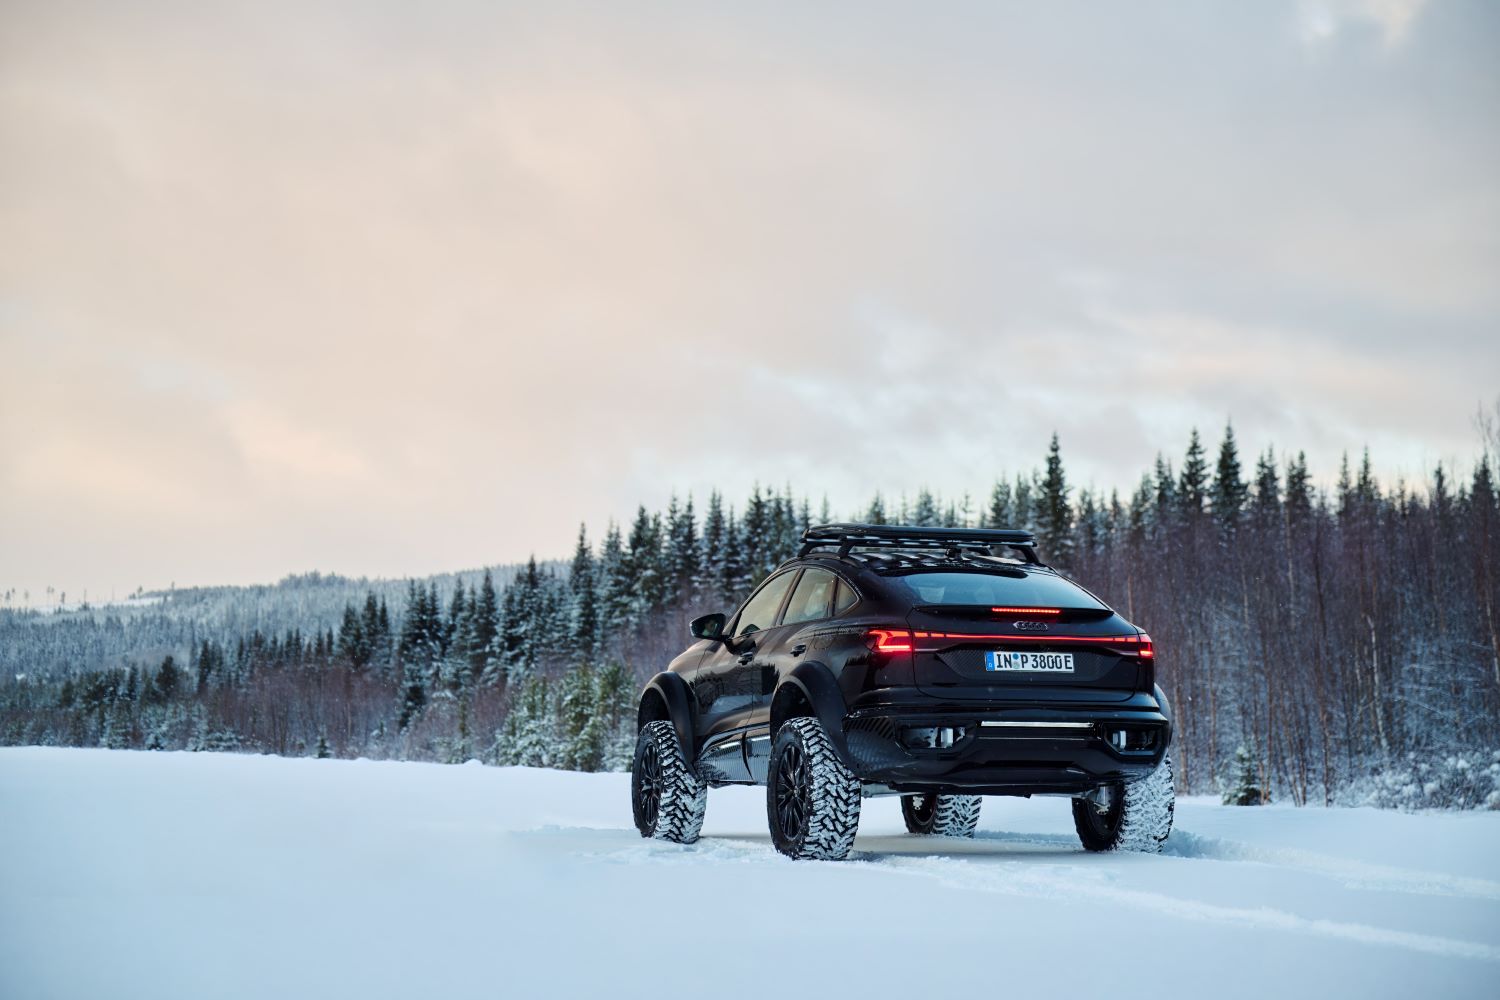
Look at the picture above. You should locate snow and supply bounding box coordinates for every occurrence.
[2,749,1497,999]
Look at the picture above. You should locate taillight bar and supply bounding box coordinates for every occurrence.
[991,607,1062,616]
[912,630,1155,658]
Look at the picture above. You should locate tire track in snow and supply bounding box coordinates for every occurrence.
[1161,829,1500,902]
[874,852,1500,963]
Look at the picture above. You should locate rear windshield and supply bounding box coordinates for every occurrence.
[893,571,1105,609]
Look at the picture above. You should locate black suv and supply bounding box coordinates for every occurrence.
[631,523,1175,860]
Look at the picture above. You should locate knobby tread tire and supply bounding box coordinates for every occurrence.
[633,721,707,844]
[1072,751,1175,853]
[903,794,983,837]
[768,716,862,860]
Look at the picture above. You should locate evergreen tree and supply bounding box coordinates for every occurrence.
[1211,422,1248,537]
[987,479,1014,529]
[698,492,729,605]
[569,526,601,660]
[741,487,772,579]
[1037,433,1073,562]
[493,676,553,767]
[1178,429,1209,522]
[911,488,940,527]
[866,492,888,525]
[599,521,633,633]
[1250,448,1280,527]
[626,506,665,621]
[1153,454,1177,530]
[665,495,700,604]
[722,509,750,603]
[1222,744,1266,806]
[1012,474,1035,534]
[1285,451,1313,525]
[471,571,501,685]
[337,603,367,669]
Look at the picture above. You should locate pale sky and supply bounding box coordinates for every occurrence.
[2,0,1497,601]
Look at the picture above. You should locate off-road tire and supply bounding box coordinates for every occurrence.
[632,721,707,844]
[767,716,862,860]
[1072,751,1175,853]
[901,793,983,837]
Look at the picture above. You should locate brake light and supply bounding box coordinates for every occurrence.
[1138,633,1154,659]
[991,607,1061,616]
[867,629,913,653]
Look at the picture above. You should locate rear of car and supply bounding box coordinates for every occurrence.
[838,556,1171,797]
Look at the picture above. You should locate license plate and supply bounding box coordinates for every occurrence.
[985,650,1075,673]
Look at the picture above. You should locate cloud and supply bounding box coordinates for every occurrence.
[1297,0,1431,49]
[0,0,1495,596]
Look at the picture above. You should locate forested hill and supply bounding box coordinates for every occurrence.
[3,425,1499,808]
[0,565,540,681]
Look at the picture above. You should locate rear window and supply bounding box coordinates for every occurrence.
[893,571,1105,609]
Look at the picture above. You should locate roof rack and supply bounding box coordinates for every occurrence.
[798,523,1042,565]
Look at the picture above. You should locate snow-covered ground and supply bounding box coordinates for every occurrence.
[2,749,1497,999]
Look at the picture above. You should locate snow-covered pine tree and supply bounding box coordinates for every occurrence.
[472,571,501,686]
[599,521,633,633]
[1282,451,1312,527]
[1038,433,1073,564]
[741,487,771,581]
[337,603,366,669]
[1211,422,1248,539]
[1153,454,1177,531]
[1012,475,1034,535]
[665,495,700,607]
[698,492,729,606]
[723,507,751,601]
[569,525,601,661]
[912,488,940,527]
[866,492,888,525]
[626,506,665,623]
[493,675,553,767]
[987,479,1013,529]
[1178,428,1209,523]
[1222,744,1266,805]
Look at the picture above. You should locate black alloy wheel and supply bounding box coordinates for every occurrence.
[772,740,810,844]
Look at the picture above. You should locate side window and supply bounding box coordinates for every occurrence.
[832,578,860,616]
[734,571,796,637]
[782,568,838,625]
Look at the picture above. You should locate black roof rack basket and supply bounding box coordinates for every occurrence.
[799,522,1041,563]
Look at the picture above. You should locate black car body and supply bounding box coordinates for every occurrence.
[641,523,1170,790]
[633,523,1176,858]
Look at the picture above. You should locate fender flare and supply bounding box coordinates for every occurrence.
[772,662,856,771]
[638,672,697,762]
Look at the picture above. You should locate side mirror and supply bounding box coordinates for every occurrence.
[690,612,728,642]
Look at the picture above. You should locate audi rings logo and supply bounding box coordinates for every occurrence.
[1013,620,1050,631]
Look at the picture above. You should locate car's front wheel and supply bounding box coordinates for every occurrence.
[632,721,707,844]
[766,716,862,860]
[901,793,982,837]
[1072,751,1175,853]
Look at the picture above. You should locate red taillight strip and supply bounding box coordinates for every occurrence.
[990,607,1062,615]
[867,628,914,653]
[913,630,1154,657]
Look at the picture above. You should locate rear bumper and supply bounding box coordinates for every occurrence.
[841,689,1171,795]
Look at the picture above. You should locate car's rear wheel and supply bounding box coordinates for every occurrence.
[767,716,861,860]
[901,793,982,837]
[632,721,707,844]
[1072,751,1175,853]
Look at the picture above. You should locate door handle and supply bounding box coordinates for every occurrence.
[790,644,808,657]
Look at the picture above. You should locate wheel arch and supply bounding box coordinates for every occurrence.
[770,662,857,771]
[639,672,696,762]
